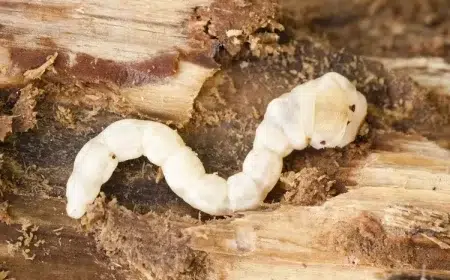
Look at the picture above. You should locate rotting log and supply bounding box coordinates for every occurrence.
[1,132,449,280]
[186,132,450,280]
[0,0,278,123]
[1,24,450,280]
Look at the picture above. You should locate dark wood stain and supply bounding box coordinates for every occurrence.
[9,47,185,87]
[8,43,218,87]
[180,47,220,69]
[9,47,55,71]
[69,52,180,87]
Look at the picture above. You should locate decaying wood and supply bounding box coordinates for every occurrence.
[1,132,449,280]
[369,57,450,96]
[1,16,450,278]
[0,195,130,280]
[0,0,277,123]
[348,133,450,192]
[186,132,450,280]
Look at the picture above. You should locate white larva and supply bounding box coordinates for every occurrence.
[65,72,368,219]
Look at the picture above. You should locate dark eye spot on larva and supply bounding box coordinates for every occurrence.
[347,121,351,125]
[111,154,116,159]
[320,140,326,145]
[349,104,356,112]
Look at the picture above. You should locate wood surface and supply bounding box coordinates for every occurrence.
[0,0,449,279]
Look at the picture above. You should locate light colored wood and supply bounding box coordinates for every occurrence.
[1,132,449,279]
[0,0,219,123]
[0,0,213,62]
[348,133,450,193]
[122,61,217,121]
[209,256,450,280]
[367,56,450,95]
[185,133,450,280]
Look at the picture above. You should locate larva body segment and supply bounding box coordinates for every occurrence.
[73,138,100,167]
[242,149,283,192]
[99,119,144,161]
[66,139,118,218]
[310,87,350,149]
[264,97,309,150]
[161,146,206,197]
[73,140,119,184]
[66,172,102,219]
[253,119,293,157]
[65,72,368,219]
[187,174,230,215]
[325,72,358,94]
[290,79,318,140]
[227,172,262,212]
[309,72,362,149]
[142,121,185,166]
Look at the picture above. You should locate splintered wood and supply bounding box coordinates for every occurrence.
[0,0,450,279]
[0,0,278,123]
[185,132,450,280]
[369,56,450,96]
[0,0,219,123]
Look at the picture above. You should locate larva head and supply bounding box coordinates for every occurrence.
[310,72,363,149]
[65,172,101,219]
[73,139,119,184]
[66,200,87,219]
[338,90,368,147]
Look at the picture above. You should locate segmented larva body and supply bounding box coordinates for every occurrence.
[66,72,368,219]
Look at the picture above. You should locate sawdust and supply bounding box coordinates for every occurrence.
[0,271,10,280]
[279,168,336,206]
[0,155,53,197]
[325,212,450,270]
[191,0,279,58]
[0,84,44,141]
[0,201,11,225]
[54,105,76,129]
[11,84,44,133]
[281,0,450,60]
[41,81,141,126]
[82,194,212,280]
[0,116,12,142]
[23,52,58,83]
[5,221,41,261]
